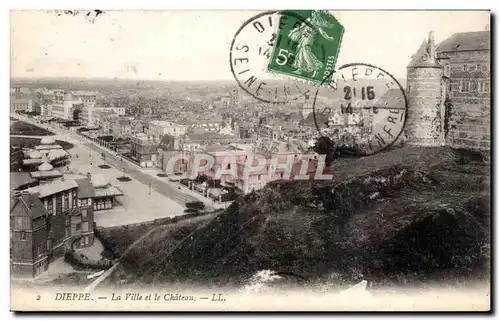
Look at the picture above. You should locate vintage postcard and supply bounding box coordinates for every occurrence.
[9,10,491,311]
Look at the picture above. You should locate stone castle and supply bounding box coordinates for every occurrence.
[406,29,490,150]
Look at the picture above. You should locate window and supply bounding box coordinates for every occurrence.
[76,223,81,231]
[77,199,82,207]
[477,64,482,71]
[52,195,57,215]
[479,81,490,93]
[47,198,53,215]
[82,222,89,232]
[20,231,26,241]
[46,239,52,251]
[14,217,30,230]
[82,209,87,218]
[88,198,92,205]
[470,80,478,92]
[61,193,65,211]
[444,64,451,78]
[460,79,470,92]
[63,193,69,211]
[72,190,77,208]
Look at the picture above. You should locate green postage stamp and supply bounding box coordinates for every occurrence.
[268,10,344,85]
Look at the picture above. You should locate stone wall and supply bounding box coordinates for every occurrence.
[443,50,490,150]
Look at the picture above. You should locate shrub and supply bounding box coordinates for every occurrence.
[64,248,114,270]
[185,201,205,210]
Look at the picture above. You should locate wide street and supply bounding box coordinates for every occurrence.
[12,116,221,227]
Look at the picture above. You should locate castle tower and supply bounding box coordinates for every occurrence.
[406,31,444,146]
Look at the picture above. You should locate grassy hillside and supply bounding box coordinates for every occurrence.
[118,146,490,289]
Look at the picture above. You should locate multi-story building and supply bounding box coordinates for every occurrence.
[11,99,33,113]
[148,120,188,139]
[51,90,76,120]
[437,30,490,150]
[93,107,126,116]
[130,133,159,167]
[111,117,133,138]
[160,142,317,195]
[187,120,224,134]
[94,111,119,135]
[10,177,95,277]
[76,92,97,126]
[51,90,97,122]
[40,103,52,117]
[406,29,490,150]
[131,119,148,134]
[83,107,125,127]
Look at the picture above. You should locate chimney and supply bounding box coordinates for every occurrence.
[19,191,32,208]
[428,31,436,63]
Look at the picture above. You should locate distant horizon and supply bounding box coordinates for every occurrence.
[10,74,407,82]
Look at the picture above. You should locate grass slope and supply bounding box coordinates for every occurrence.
[120,147,490,288]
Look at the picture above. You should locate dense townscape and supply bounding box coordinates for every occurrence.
[9,23,490,308]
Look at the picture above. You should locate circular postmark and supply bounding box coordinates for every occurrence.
[229,11,318,104]
[311,63,408,156]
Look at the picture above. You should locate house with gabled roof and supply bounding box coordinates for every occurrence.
[10,177,96,277]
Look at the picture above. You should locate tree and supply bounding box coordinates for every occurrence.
[73,109,82,121]
[313,136,336,166]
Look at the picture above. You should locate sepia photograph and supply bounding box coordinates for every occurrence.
[8,8,491,312]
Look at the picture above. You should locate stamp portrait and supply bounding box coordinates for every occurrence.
[268,10,345,86]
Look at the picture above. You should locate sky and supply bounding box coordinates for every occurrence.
[10,10,490,80]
